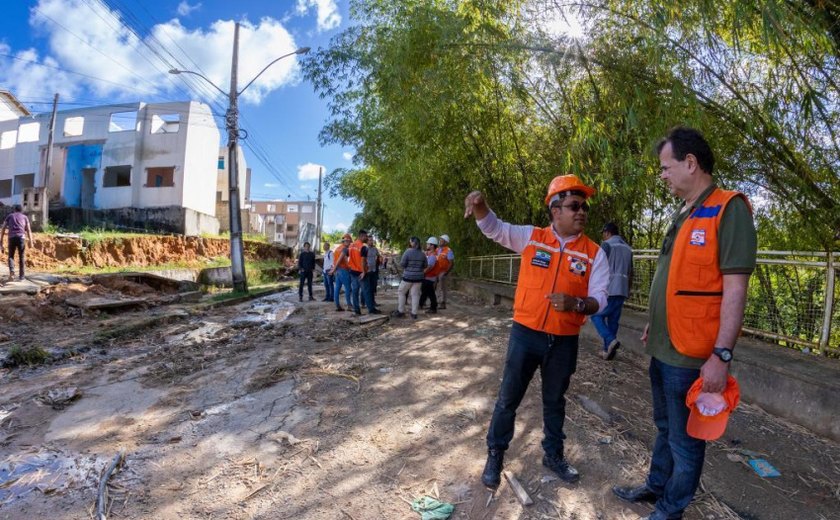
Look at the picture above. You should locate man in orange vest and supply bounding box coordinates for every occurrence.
[436,234,454,309]
[346,230,370,315]
[465,175,609,489]
[612,127,756,520]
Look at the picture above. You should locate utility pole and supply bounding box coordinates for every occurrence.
[227,22,248,293]
[316,166,323,252]
[42,93,59,226]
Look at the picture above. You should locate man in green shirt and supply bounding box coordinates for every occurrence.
[613,127,757,520]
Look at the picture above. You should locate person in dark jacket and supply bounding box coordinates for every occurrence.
[297,242,316,302]
[391,236,426,319]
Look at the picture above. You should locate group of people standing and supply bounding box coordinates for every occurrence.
[391,234,454,319]
[467,126,756,520]
[315,229,383,315]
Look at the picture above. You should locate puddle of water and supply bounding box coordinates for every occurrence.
[0,449,105,504]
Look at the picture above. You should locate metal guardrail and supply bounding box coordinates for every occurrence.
[467,250,839,355]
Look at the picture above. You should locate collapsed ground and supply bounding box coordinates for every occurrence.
[0,282,838,520]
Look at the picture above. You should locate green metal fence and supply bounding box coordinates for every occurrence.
[467,250,839,355]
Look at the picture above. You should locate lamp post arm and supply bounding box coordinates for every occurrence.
[168,69,228,98]
[237,47,310,96]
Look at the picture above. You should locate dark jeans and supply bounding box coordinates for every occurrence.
[349,271,363,313]
[333,268,352,309]
[419,279,437,311]
[646,358,705,518]
[7,236,25,278]
[486,322,579,457]
[298,270,313,298]
[323,272,334,301]
[590,295,626,350]
[361,271,378,311]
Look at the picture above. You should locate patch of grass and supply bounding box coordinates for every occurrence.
[201,232,269,243]
[206,284,283,303]
[6,345,50,367]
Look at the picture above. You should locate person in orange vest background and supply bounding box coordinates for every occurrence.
[419,237,442,314]
[346,230,371,316]
[612,127,756,520]
[464,174,608,490]
[436,234,455,309]
[328,233,353,311]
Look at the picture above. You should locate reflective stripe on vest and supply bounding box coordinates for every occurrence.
[666,188,752,358]
[513,226,600,335]
[348,239,365,272]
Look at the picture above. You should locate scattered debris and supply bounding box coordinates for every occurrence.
[410,496,454,520]
[503,470,534,506]
[748,458,781,478]
[96,451,125,520]
[38,387,82,410]
[575,394,613,423]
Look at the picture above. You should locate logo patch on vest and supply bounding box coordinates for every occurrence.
[568,256,588,276]
[690,229,706,246]
[530,249,552,268]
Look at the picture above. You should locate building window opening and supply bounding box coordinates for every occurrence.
[0,180,11,198]
[146,167,175,187]
[103,165,131,187]
[218,156,225,169]
[150,114,180,134]
[13,173,35,195]
[109,111,138,132]
[287,204,298,213]
[63,116,84,137]
[18,122,40,143]
[1,130,17,149]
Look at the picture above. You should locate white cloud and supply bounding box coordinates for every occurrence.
[3,0,301,104]
[264,182,280,188]
[332,222,348,232]
[297,162,324,180]
[342,151,353,161]
[296,0,341,32]
[176,1,201,16]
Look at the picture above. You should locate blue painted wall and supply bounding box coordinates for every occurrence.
[63,144,103,207]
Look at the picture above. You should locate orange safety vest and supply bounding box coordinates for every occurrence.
[348,239,366,272]
[425,251,444,279]
[513,226,600,335]
[333,244,349,270]
[666,188,752,358]
[437,246,452,273]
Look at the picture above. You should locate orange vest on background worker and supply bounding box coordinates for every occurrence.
[426,250,444,279]
[513,226,601,335]
[348,239,366,272]
[666,188,752,359]
[437,246,452,273]
[333,244,350,270]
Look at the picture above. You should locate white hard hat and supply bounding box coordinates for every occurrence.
[439,234,450,243]
[426,236,439,246]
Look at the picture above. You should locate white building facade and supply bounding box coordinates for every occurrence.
[0,100,226,235]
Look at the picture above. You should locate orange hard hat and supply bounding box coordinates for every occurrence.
[544,174,596,205]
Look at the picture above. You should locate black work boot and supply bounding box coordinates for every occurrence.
[542,453,579,483]
[481,449,504,489]
[612,484,659,504]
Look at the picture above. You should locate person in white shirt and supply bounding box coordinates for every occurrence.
[322,242,334,302]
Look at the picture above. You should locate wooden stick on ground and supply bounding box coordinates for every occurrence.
[503,471,533,506]
[97,451,125,520]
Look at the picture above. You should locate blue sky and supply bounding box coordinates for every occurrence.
[0,0,360,232]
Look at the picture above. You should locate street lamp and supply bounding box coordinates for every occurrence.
[170,23,310,293]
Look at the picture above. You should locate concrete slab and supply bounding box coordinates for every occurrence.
[342,313,389,325]
[65,296,146,310]
[0,279,41,295]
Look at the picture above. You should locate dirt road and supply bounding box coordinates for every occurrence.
[0,285,838,519]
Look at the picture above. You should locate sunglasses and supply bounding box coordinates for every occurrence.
[552,201,590,213]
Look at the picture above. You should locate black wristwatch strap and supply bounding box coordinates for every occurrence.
[713,347,733,362]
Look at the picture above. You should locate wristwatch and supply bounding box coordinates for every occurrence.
[574,297,586,313]
[712,347,733,363]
